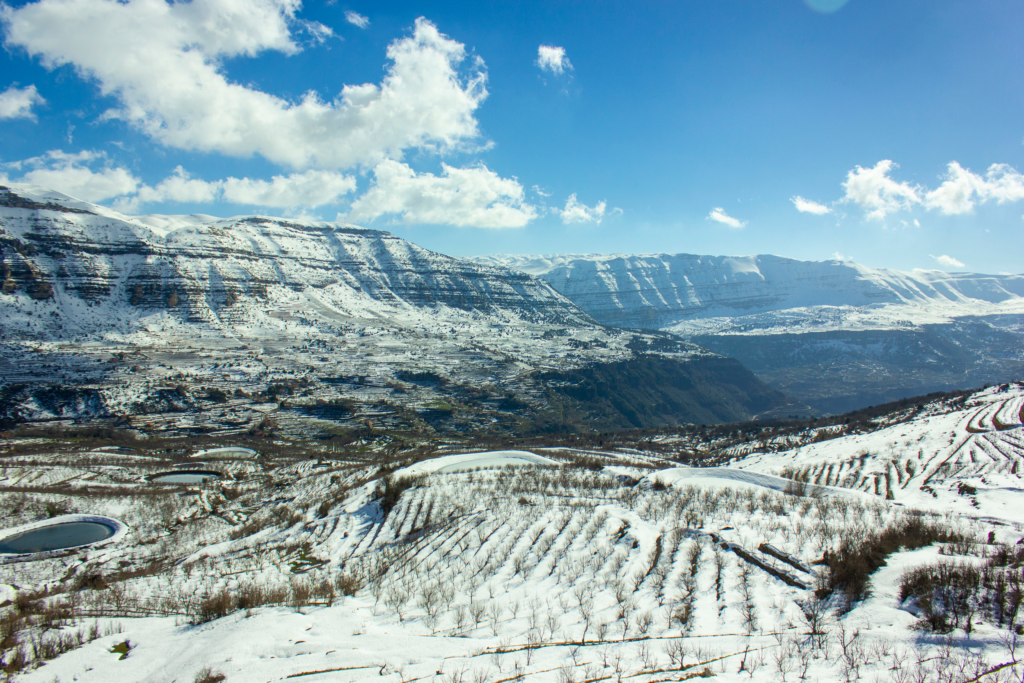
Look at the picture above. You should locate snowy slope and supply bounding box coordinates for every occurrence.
[1,184,592,342]
[475,252,1024,333]
[4,385,1024,682]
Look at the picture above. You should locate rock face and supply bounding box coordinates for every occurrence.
[0,186,591,339]
[477,252,1024,413]
[476,253,1024,330]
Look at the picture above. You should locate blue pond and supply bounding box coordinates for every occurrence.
[0,522,115,554]
[149,471,221,485]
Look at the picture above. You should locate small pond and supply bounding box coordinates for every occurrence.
[148,470,222,485]
[0,521,116,554]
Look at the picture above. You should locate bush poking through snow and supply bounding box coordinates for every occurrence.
[194,666,227,683]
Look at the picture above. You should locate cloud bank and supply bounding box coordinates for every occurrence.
[3,6,485,170]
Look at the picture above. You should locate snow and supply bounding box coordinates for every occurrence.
[395,450,559,476]
[476,252,1024,334]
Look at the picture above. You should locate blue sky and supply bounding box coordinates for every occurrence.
[1,0,1022,273]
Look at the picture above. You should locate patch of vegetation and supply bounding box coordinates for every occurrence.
[899,544,1024,634]
[821,515,973,602]
[374,474,425,517]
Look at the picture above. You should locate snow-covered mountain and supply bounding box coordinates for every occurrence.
[0,185,804,435]
[474,252,1024,333]
[1,185,591,341]
[476,253,1024,413]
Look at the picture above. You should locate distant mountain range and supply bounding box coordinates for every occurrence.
[476,253,1024,412]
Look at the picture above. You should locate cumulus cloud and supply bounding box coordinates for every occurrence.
[931,254,965,269]
[3,150,139,201]
[344,10,368,28]
[222,169,355,207]
[841,160,921,220]
[0,84,45,120]
[537,45,571,75]
[4,150,355,211]
[348,159,537,228]
[3,6,486,169]
[708,207,746,228]
[558,194,605,224]
[924,162,1024,215]
[838,159,1024,220]
[791,195,831,215]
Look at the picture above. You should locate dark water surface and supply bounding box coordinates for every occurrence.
[0,522,115,554]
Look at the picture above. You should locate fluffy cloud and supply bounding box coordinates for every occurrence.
[841,160,921,221]
[558,194,606,224]
[3,150,139,201]
[5,151,354,210]
[924,162,1024,215]
[3,5,486,169]
[537,45,571,75]
[931,254,965,269]
[0,84,45,120]
[113,166,218,211]
[791,195,831,215]
[348,159,537,228]
[708,207,746,228]
[221,169,355,207]
[839,159,1024,220]
[344,10,368,28]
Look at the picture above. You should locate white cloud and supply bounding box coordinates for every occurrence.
[841,160,921,220]
[839,159,1024,220]
[930,254,965,269]
[344,11,368,28]
[133,166,220,206]
[924,161,1024,215]
[4,150,355,211]
[348,159,537,228]
[791,195,831,215]
[558,194,605,224]
[536,45,572,75]
[3,150,139,201]
[708,207,746,228]
[831,252,847,261]
[532,185,552,197]
[222,169,355,207]
[0,84,45,120]
[3,6,486,169]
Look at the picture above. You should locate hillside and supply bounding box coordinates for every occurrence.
[0,185,804,437]
[477,253,1024,412]
[2,383,1022,682]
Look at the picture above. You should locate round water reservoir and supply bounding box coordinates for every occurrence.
[0,520,117,554]
[148,470,222,485]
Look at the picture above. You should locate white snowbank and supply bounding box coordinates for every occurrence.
[649,466,874,499]
[192,447,258,459]
[394,450,558,477]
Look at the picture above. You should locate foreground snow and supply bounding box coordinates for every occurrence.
[3,384,1024,682]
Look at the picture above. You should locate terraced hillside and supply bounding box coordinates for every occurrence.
[2,383,1024,682]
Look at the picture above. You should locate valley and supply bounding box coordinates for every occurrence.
[478,253,1024,413]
